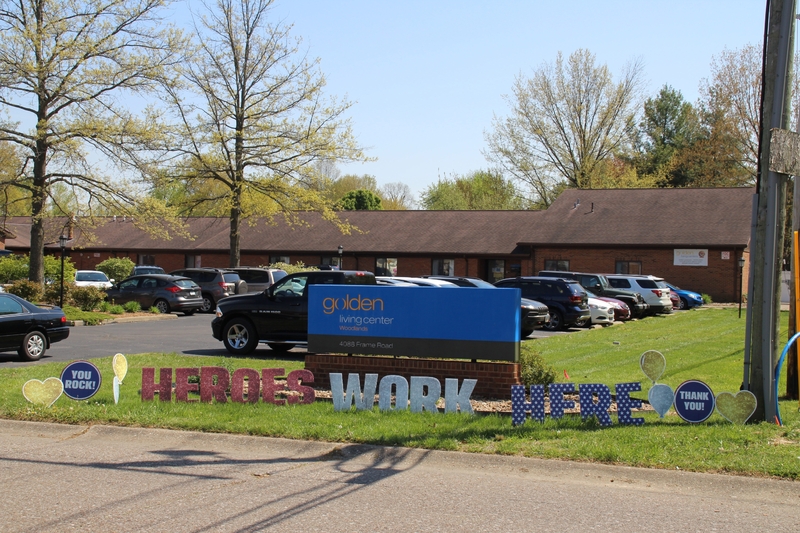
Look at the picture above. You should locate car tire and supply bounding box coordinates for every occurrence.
[223,318,258,355]
[543,310,564,331]
[573,317,590,328]
[154,299,170,314]
[19,331,46,361]
[679,298,688,310]
[520,328,534,338]
[267,343,295,352]
[183,309,196,316]
[201,294,215,313]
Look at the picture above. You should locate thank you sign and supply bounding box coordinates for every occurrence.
[308,286,520,361]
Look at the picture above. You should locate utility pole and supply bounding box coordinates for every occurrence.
[747,0,796,422]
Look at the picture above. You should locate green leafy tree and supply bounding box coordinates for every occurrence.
[420,170,525,210]
[160,0,369,267]
[0,254,75,285]
[339,189,383,210]
[95,258,136,283]
[485,49,643,206]
[0,0,188,283]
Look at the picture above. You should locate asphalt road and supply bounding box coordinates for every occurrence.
[0,313,573,368]
[2,419,798,533]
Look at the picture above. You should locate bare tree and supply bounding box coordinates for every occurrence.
[485,49,643,206]
[161,0,369,267]
[380,182,415,210]
[0,0,186,282]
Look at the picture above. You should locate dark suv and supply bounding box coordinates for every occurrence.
[211,270,377,354]
[494,276,590,331]
[423,275,550,337]
[538,270,649,319]
[170,268,247,313]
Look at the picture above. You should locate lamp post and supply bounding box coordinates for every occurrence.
[738,256,746,318]
[59,235,68,308]
[337,245,343,269]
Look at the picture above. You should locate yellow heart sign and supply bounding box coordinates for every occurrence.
[22,378,64,408]
[113,353,128,383]
[715,391,757,425]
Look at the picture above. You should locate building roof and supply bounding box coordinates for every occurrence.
[524,187,754,247]
[3,187,754,255]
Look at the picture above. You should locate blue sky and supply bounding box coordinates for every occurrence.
[187,1,768,201]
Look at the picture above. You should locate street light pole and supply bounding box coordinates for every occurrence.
[337,245,343,269]
[59,235,68,308]
[738,256,745,319]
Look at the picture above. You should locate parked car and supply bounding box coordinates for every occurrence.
[169,268,248,313]
[212,270,378,354]
[106,274,203,315]
[132,266,166,276]
[538,270,649,318]
[669,290,680,310]
[0,293,69,361]
[574,296,616,328]
[376,278,417,286]
[422,275,551,337]
[606,274,673,314]
[228,267,288,293]
[494,276,590,331]
[584,290,631,322]
[377,276,458,287]
[74,270,113,289]
[666,282,704,310]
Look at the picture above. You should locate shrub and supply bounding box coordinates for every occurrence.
[95,257,135,283]
[519,348,557,387]
[97,301,113,313]
[266,261,318,275]
[123,300,141,313]
[43,282,73,306]
[149,306,161,314]
[71,285,106,312]
[108,304,125,315]
[7,279,44,302]
[702,293,713,304]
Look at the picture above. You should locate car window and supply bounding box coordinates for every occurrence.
[542,281,562,295]
[636,279,658,289]
[76,272,109,282]
[174,279,197,289]
[119,278,139,290]
[222,273,241,283]
[608,278,630,289]
[272,271,288,283]
[579,275,601,290]
[309,274,339,285]
[198,272,217,283]
[272,275,308,297]
[141,278,157,289]
[566,283,585,295]
[0,296,24,314]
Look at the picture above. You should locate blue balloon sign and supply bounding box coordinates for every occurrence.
[60,360,102,401]
[673,380,715,423]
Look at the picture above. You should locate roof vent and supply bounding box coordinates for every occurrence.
[573,198,580,209]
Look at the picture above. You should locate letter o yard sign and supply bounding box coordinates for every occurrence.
[674,380,715,423]
[60,360,102,401]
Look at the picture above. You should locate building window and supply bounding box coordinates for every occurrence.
[320,256,342,268]
[185,255,201,268]
[509,263,521,277]
[376,257,397,276]
[138,254,156,266]
[270,255,290,265]
[544,259,569,271]
[432,259,454,276]
[616,261,642,274]
[487,259,505,283]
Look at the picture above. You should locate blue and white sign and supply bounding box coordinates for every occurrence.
[60,360,102,401]
[308,286,521,361]
[673,380,715,423]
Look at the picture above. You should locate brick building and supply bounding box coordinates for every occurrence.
[3,187,754,302]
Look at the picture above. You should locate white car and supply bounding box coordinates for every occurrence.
[377,276,458,287]
[74,270,114,289]
[606,274,672,314]
[575,297,615,327]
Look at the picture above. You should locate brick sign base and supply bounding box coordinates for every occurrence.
[305,354,520,399]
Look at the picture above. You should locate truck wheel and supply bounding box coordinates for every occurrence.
[223,318,258,355]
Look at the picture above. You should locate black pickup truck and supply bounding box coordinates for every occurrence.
[538,270,650,319]
[211,270,377,354]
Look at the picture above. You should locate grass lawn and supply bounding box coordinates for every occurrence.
[1,307,799,479]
